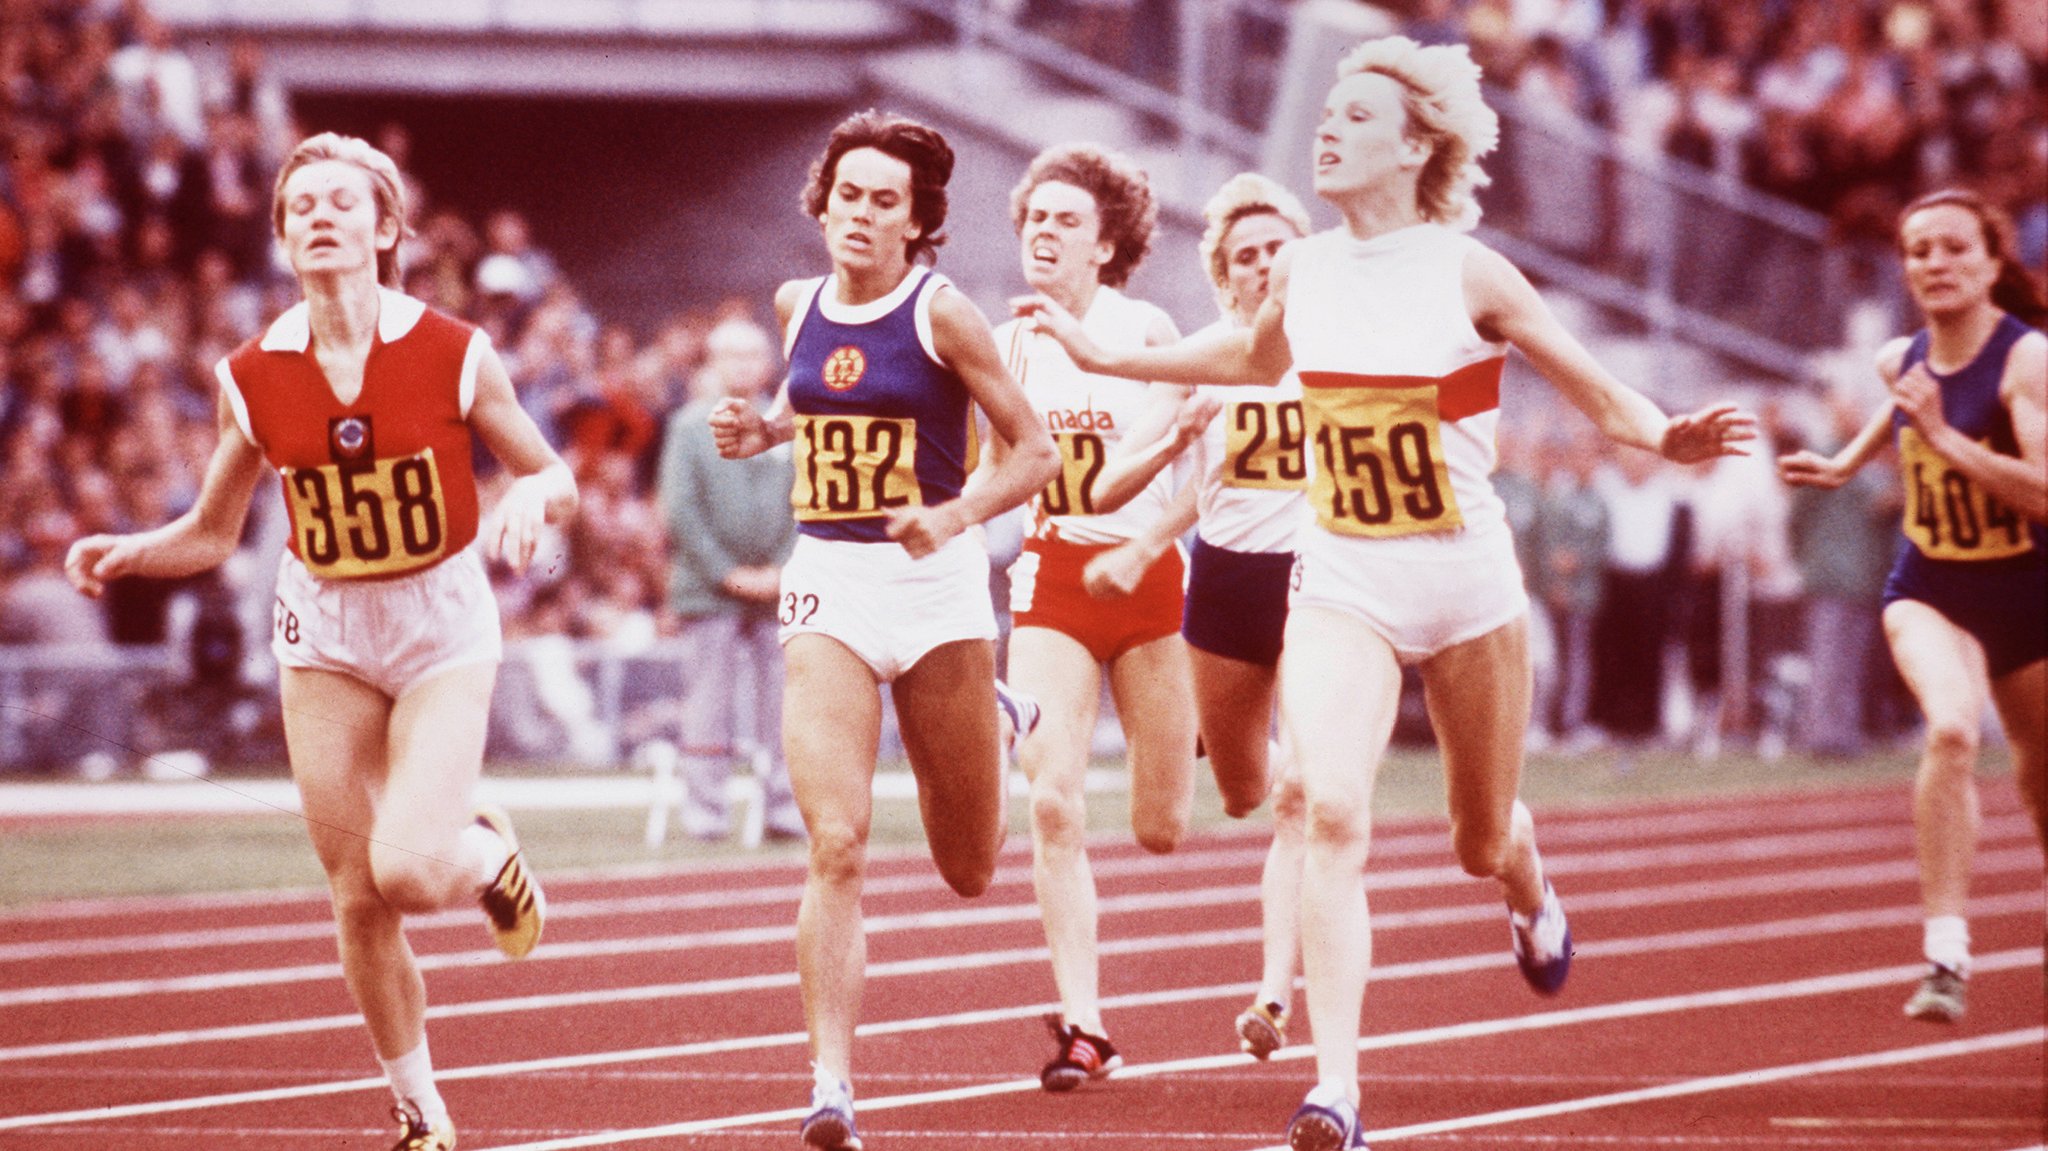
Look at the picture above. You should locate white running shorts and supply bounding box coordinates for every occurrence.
[777,532,997,681]
[272,545,502,698]
[1289,519,1528,663]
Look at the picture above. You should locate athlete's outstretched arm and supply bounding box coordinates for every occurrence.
[887,284,1060,558]
[1012,247,1296,387]
[1089,389,1221,515]
[1780,341,1904,490]
[1464,244,1754,463]
[470,341,580,573]
[66,390,267,597]
[1893,330,2047,522]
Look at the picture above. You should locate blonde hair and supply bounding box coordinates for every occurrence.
[270,132,411,287]
[1198,172,1313,294]
[1335,36,1498,231]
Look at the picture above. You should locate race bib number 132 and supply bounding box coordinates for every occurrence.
[792,414,921,521]
[1303,385,1462,538]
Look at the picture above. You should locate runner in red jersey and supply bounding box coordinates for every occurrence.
[66,132,578,1151]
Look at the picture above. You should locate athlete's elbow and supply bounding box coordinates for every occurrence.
[1024,442,1061,489]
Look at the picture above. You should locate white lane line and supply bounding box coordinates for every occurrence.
[8,818,2030,1004]
[2,948,2034,1140]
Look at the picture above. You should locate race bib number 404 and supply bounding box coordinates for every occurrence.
[284,448,450,579]
[1899,426,2031,561]
[792,414,921,521]
[1303,384,1462,538]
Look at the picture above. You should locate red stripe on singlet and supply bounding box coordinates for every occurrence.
[1298,355,1505,422]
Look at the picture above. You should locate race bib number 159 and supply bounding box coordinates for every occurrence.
[1303,385,1462,538]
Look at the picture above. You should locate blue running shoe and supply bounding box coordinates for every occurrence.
[1509,880,1572,995]
[801,1067,863,1150]
[994,679,1041,756]
[1287,1086,1367,1150]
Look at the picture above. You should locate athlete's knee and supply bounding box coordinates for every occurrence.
[1132,808,1186,855]
[932,841,999,898]
[1303,792,1370,849]
[1270,777,1308,835]
[1449,818,1513,880]
[326,871,396,936]
[1920,717,1981,769]
[805,821,869,889]
[1029,777,1087,847]
[364,840,463,914]
[1213,754,1271,820]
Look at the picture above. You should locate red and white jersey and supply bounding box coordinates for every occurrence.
[216,288,488,580]
[1185,318,1306,555]
[995,286,1181,545]
[1282,223,1507,541]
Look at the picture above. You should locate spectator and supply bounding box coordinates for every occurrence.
[1534,430,1610,748]
[1590,447,1683,743]
[654,316,802,842]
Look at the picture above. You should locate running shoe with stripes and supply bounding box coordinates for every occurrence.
[1236,998,1288,1060]
[390,1101,456,1150]
[1903,964,1966,1022]
[475,806,545,960]
[994,678,1041,756]
[1039,1014,1121,1092]
[1509,880,1571,995]
[1287,1085,1367,1150]
[801,1067,863,1150]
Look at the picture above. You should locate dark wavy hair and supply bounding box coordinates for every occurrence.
[1008,143,1157,289]
[800,110,954,266]
[1898,188,2048,329]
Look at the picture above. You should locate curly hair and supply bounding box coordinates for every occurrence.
[801,110,955,265]
[1197,172,1313,293]
[1008,143,1157,288]
[271,132,411,288]
[1335,36,1499,232]
[1898,188,2048,328]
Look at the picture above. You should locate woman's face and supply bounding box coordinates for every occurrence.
[278,160,393,282]
[1219,210,1301,320]
[1313,70,1423,199]
[819,146,920,276]
[1019,179,1112,294]
[1900,203,2000,318]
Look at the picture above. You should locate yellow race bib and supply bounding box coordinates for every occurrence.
[284,448,450,579]
[1222,399,1308,490]
[1039,430,1108,517]
[792,414,921,521]
[1303,384,1461,537]
[1898,426,2031,561]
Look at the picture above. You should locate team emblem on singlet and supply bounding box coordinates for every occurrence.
[1898,426,2031,561]
[822,346,867,391]
[1224,399,1308,490]
[283,446,451,579]
[791,413,920,520]
[1302,384,1462,537]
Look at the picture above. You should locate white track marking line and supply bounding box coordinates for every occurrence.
[7,817,2032,1002]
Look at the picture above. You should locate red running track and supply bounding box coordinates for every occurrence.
[0,780,2041,1150]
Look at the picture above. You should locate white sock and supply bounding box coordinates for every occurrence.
[380,1040,449,1126]
[1922,915,1970,975]
[1306,1079,1355,1109]
[460,822,511,891]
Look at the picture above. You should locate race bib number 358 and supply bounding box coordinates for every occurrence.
[792,414,921,521]
[1899,426,2030,561]
[284,448,449,579]
[1303,385,1462,538]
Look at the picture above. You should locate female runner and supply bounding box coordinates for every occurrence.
[66,132,577,1151]
[986,142,1201,1092]
[1780,187,2046,1024]
[1018,38,1752,1148]
[709,110,1058,1149]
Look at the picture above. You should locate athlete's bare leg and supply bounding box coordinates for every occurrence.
[783,635,886,1086]
[1281,606,1402,1103]
[1884,600,1994,922]
[1417,616,1545,914]
[378,662,501,910]
[1011,625,1108,1034]
[1107,632,1198,854]
[1988,659,2047,854]
[893,638,1008,897]
[1191,646,1280,818]
[1256,732,1307,1011]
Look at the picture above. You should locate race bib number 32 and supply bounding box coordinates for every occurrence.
[1899,426,2030,561]
[284,448,449,579]
[792,414,921,521]
[1303,384,1462,538]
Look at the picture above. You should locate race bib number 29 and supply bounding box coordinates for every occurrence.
[1224,399,1307,490]
[792,414,921,521]
[1303,385,1462,538]
[284,448,449,579]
